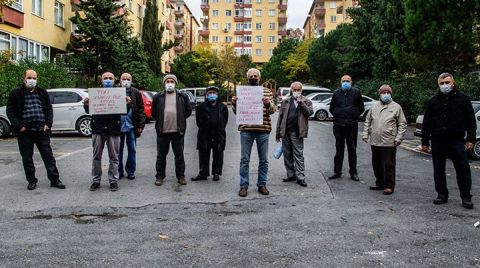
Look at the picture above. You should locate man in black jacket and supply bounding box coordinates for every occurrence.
[421,73,476,209]
[84,72,124,192]
[328,75,365,181]
[152,74,192,186]
[6,69,65,190]
[191,86,228,182]
[118,73,146,180]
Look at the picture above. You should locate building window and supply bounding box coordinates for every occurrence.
[255,9,262,16]
[226,0,231,3]
[212,23,219,30]
[268,36,275,43]
[212,36,219,43]
[244,8,252,17]
[234,9,243,17]
[225,36,232,42]
[269,23,275,30]
[235,36,242,43]
[256,0,261,3]
[213,0,219,3]
[235,23,242,31]
[256,49,262,56]
[268,49,273,56]
[224,23,231,30]
[212,10,219,16]
[243,22,251,30]
[244,0,251,3]
[129,0,133,10]
[225,10,232,16]
[255,23,262,30]
[11,0,23,11]
[243,35,252,43]
[18,38,28,60]
[331,16,336,22]
[268,0,275,3]
[255,36,262,43]
[235,0,242,3]
[268,9,275,16]
[0,32,10,51]
[32,0,43,17]
[54,1,64,27]
[330,2,336,8]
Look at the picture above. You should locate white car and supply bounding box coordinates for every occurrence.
[0,88,92,137]
[311,95,375,121]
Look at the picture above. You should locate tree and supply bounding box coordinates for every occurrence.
[142,0,175,76]
[262,39,298,87]
[171,51,212,87]
[282,39,313,83]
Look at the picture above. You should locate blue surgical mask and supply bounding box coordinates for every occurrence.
[103,79,113,88]
[380,93,392,103]
[440,84,453,94]
[341,82,351,91]
[207,93,218,102]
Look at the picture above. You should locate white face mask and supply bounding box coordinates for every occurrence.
[440,84,453,94]
[121,80,132,88]
[25,79,37,89]
[292,92,302,98]
[165,83,175,93]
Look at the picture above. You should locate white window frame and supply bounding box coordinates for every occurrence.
[212,23,219,30]
[243,35,252,43]
[255,23,262,30]
[54,1,64,27]
[269,23,275,30]
[32,0,43,17]
[255,36,262,43]
[225,10,232,16]
[212,10,219,17]
[255,49,262,56]
[331,15,337,22]
[255,9,262,16]
[212,36,219,43]
[243,22,252,30]
[235,36,242,43]
[268,36,275,43]
[330,2,337,8]
[268,49,273,56]
[10,0,23,11]
[268,9,275,16]
[244,8,252,17]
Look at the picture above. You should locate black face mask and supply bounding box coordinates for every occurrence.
[248,78,259,86]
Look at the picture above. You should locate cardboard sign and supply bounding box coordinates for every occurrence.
[88,87,127,115]
[236,86,264,125]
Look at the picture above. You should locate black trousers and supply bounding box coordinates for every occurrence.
[156,132,185,179]
[333,123,358,175]
[198,144,224,177]
[431,138,472,199]
[371,146,397,189]
[17,130,59,183]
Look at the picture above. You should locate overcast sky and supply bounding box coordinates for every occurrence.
[184,0,313,29]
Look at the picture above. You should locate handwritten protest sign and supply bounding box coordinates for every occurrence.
[236,86,264,125]
[88,87,127,115]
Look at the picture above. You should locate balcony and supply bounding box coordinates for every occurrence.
[314,7,326,17]
[0,5,24,28]
[278,30,287,36]
[199,30,210,36]
[175,10,184,17]
[174,45,184,53]
[201,4,209,12]
[174,21,185,28]
[174,34,184,40]
[278,4,287,11]
[200,16,209,24]
[234,16,244,22]
[234,30,244,35]
[166,21,173,31]
[278,16,287,25]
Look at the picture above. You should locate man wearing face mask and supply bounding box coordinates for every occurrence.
[362,85,407,195]
[421,73,476,209]
[232,68,276,197]
[191,86,228,182]
[329,75,365,182]
[84,72,125,192]
[152,74,192,186]
[276,82,313,187]
[6,69,65,190]
[118,73,145,180]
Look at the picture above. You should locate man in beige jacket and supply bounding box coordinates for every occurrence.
[362,85,407,195]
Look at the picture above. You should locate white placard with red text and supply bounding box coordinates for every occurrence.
[236,86,264,125]
[88,87,127,115]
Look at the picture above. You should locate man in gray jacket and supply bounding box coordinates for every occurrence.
[276,82,313,187]
[362,85,407,195]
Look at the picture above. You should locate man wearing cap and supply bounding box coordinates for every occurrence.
[232,68,276,197]
[362,85,407,195]
[152,74,192,186]
[329,75,365,182]
[421,72,476,209]
[191,86,229,182]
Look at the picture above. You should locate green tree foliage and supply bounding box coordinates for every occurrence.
[282,39,313,83]
[262,39,298,87]
[172,51,216,87]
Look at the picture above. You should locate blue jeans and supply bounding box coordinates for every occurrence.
[240,131,270,188]
[119,128,137,177]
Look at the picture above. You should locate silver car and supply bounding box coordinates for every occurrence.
[0,88,92,137]
[310,95,375,121]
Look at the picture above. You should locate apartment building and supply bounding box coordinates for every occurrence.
[303,0,358,39]
[199,0,288,64]
[172,0,200,54]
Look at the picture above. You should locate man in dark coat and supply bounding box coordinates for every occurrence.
[191,86,229,182]
[6,69,65,190]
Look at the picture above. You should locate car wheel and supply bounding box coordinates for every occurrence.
[77,117,92,137]
[315,110,328,121]
[0,119,10,138]
[470,140,480,160]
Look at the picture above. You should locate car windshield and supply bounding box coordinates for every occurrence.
[473,103,480,113]
[321,97,332,104]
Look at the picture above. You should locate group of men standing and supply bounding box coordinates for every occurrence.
[5,69,476,209]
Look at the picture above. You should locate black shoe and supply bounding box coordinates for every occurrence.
[27,181,37,190]
[328,173,341,180]
[119,175,124,180]
[283,177,296,182]
[127,175,135,180]
[350,174,360,181]
[191,175,207,181]
[433,195,448,205]
[212,174,220,181]
[258,185,270,195]
[110,183,119,192]
[90,182,100,191]
[296,180,308,187]
[369,186,384,191]
[462,197,474,209]
[154,177,164,186]
[50,180,66,189]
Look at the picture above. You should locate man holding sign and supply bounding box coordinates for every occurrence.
[232,68,276,197]
[84,72,129,192]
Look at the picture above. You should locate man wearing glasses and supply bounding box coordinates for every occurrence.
[421,73,476,209]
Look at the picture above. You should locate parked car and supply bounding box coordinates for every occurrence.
[305,92,334,103]
[310,95,375,121]
[140,90,154,123]
[414,101,480,160]
[278,86,331,103]
[0,88,92,137]
[183,91,197,110]
[181,88,206,104]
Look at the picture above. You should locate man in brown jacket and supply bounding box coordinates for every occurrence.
[276,82,313,187]
[362,85,407,195]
